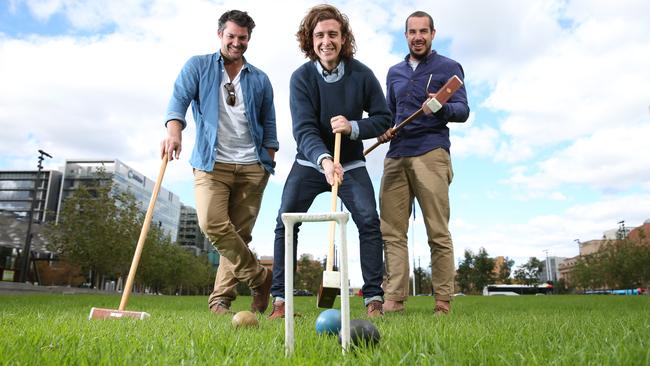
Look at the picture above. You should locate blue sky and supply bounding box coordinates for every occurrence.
[1,0,649,286]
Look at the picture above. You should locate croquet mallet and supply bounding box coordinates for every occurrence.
[89,155,168,319]
[317,132,342,308]
[363,75,463,156]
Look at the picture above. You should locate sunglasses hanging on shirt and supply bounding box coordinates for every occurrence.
[224,82,236,106]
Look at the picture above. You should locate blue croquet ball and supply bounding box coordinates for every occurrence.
[315,309,341,335]
[338,319,380,347]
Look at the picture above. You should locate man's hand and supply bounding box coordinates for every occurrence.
[267,148,276,161]
[377,128,395,143]
[321,158,343,186]
[161,120,183,160]
[330,115,352,135]
[422,92,438,115]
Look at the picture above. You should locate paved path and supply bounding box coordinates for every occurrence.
[0,281,107,295]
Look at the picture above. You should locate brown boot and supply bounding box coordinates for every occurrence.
[366,300,384,318]
[384,300,405,313]
[268,300,285,320]
[250,268,272,314]
[434,300,450,316]
[209,301,233,315]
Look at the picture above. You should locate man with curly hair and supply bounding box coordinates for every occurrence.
[268,4,391,319]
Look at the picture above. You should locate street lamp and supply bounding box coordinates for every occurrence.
[543,249,552,283]
[410,201,416,296]
[617,220,626,239]
[19,149,52,283]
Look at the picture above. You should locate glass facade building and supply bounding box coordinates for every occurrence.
[0,170,62,223]
[57,159,181,241]
[177,204,219,266]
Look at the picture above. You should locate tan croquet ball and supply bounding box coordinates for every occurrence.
[232,311,259,328]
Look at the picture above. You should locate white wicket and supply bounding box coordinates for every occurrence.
[282,212,350,356]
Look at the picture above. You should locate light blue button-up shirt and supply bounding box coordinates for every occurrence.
[165,52,278,173]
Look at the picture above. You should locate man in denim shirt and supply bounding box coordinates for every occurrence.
[161,10,277,315]
[379,11,469,315]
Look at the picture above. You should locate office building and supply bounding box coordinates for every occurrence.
[57,159,181,241]
[0,170,62,223]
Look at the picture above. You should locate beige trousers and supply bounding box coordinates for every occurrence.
[194,162,269,308]
[380,148,455,302]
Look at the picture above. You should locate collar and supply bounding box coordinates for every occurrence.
[218,52,248,71]
[404,50,437,64]
[314,60,345,83]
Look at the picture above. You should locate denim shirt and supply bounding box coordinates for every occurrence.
[165,52,278,173]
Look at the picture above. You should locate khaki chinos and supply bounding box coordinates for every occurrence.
[194,162,269,308]
[380,147,454,302]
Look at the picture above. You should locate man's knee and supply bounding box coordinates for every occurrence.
[354,208,380,232]
[201,219,233,243]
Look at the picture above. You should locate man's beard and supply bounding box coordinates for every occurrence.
[409,43,430,60]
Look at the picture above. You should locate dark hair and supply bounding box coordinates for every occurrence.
[218,10,256,36]
[405,11,435,32]
[296,4,356,61]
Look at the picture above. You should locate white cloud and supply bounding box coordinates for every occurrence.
[451,112,501,158]
[505,122,650,193]
[482,2,650,158]
[452,193,650,266]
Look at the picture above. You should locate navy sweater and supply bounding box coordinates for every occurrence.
[385,51,470,158]
[290,59,391,165]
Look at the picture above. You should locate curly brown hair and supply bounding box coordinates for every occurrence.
[296,4,356,61]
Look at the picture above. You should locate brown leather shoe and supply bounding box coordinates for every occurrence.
[384,300,405,313]
[434,300,450,316]
[209,302,233,315]
[366,300,384,318]
[268,300,285,320]
[250,268,272,314]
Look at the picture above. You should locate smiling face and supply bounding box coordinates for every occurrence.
[405,16,435,60]
[312,19,345,70]
[218,20,249,62]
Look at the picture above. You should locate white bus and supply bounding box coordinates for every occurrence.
[483,284,553,296]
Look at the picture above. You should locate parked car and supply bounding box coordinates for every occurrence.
[293,289,313,296]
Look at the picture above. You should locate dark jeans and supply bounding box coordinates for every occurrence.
[271,161,384,300]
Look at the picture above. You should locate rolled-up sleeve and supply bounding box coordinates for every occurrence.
[165,56,200,130]
[261,75,279,151]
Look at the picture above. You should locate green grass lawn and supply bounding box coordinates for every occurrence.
[1,294,649,365]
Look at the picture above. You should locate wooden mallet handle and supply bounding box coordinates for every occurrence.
[363,75,463,156]
[326,133,341,272]
[119,155,168,311]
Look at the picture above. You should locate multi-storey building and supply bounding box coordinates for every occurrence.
[0,170,62,223]
[0,170,62,280]
[174,204,220,267]
[540,256,566,283]
[57,159,181,241]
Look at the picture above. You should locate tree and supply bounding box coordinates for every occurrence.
[455,247,496,294]
[496,257,515,284]
[570,237,650,291]
[414,265,432,295]
[473,248,496,291]
[295,254,323,294]
[513,257,543,286]
[45,176,138,288]
[44,172,214,294]
[456,250,475,294]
